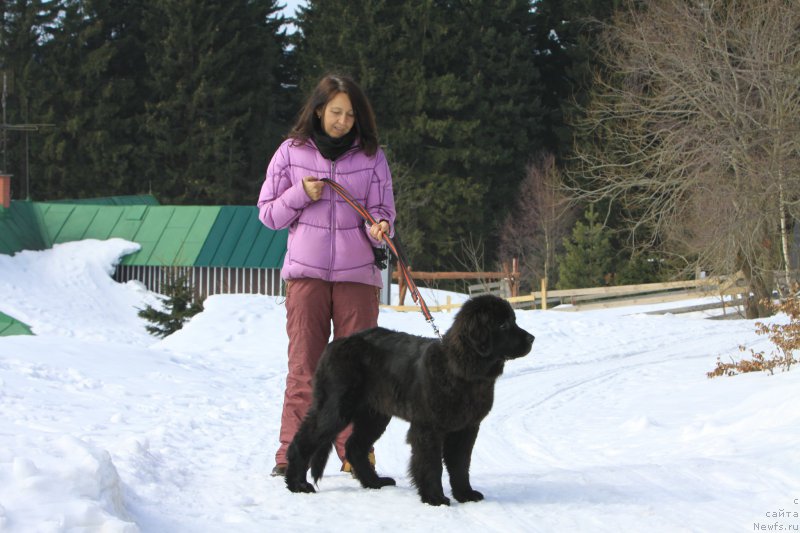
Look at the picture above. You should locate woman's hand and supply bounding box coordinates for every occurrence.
[369,220,390,241]
[302,176,325,201]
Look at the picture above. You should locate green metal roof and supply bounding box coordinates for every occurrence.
[196,206,288,268]
[0,201,286,268]
[0,311,33,337]
[51,194,161,206]
[0,201,48,254]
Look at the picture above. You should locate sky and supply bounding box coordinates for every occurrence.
[279,0,306,28]
[0,239,799,532]
[277,0,306,36]
[280,0,306,17]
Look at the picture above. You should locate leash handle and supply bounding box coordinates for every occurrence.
[320,178,441,338]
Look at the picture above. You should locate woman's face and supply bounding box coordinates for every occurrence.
[319,92,355,138]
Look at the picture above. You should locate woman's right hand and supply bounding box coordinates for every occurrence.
[302,176,325,201]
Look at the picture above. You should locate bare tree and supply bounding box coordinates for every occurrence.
[571,0,800,317]
[498,153,576,290]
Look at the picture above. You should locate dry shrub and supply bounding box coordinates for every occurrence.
[707,297,800,378]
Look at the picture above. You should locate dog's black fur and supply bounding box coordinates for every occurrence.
[284,294,534,506]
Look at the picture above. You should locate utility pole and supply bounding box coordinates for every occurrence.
[2,72,7,173]
[1,73,54,199]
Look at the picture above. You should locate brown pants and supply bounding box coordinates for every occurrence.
[275,278,379,465]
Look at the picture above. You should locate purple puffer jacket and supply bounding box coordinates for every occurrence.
[257,138,396,287]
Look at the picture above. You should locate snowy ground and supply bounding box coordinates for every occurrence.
[0,239,798,532]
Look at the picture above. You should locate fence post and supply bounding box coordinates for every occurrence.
[398,272,407,305]
[380,260,392,305]
[511,257,520,297]
[0,174,11,209]
[541,278,548,310]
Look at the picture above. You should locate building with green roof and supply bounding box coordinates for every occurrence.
[0,312,33,336]
[0,198,287,306]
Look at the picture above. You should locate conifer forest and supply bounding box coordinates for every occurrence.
[2,0,798,316]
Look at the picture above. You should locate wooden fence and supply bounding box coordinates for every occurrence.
[393,259,520,305]
[383,272,749,316]
[510,272,747,312]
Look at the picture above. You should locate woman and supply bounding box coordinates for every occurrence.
[257,74,396,476]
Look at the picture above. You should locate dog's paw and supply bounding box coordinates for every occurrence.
[421,493,451,506]
[286,479,316,494]
[376,476,396,488]
[453,488,484,503]
[361,475,396,489]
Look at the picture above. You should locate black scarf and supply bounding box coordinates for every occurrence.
[312,122,357,161]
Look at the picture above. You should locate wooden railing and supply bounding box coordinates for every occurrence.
[383,271,748,315]
[392,259,520,305]
[512,272,747,311]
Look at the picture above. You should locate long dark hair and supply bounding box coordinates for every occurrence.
[288,74,379,156]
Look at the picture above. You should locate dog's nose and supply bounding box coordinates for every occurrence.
[526,332,535,344]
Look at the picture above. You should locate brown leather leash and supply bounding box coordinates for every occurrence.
[320,178,441,338]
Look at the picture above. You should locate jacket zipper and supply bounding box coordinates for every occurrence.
[322,146,358,280]
[328,160,336,279]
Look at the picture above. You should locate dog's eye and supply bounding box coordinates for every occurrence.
[499,322,510,330]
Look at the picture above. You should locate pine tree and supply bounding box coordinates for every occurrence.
[138,273,204,337]
[294,0,544,270]
[532,0,623,159]
[3,0,290,202]
[0,0,60,189]
[142,0,289,205]
[556,206,615,289]
[616,252,666,285]
[34,0,151,199]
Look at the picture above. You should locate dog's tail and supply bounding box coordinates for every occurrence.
[309,444,333,482]
[307,338,370,483]
[287,408,338,486]
[307,380,365,483]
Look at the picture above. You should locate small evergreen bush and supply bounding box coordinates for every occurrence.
[138,273,204,337]
[615,253,666,285]
[556,206,615,289]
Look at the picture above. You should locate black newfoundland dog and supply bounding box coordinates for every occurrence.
[284,294,534,506]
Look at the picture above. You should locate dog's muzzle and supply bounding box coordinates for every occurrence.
[506,329,534,360]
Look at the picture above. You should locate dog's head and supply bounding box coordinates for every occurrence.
[445,295,535,379]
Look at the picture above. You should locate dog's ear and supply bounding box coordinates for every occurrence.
[465,311,493,357]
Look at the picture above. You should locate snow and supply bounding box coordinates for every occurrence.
[1,239,799,532]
